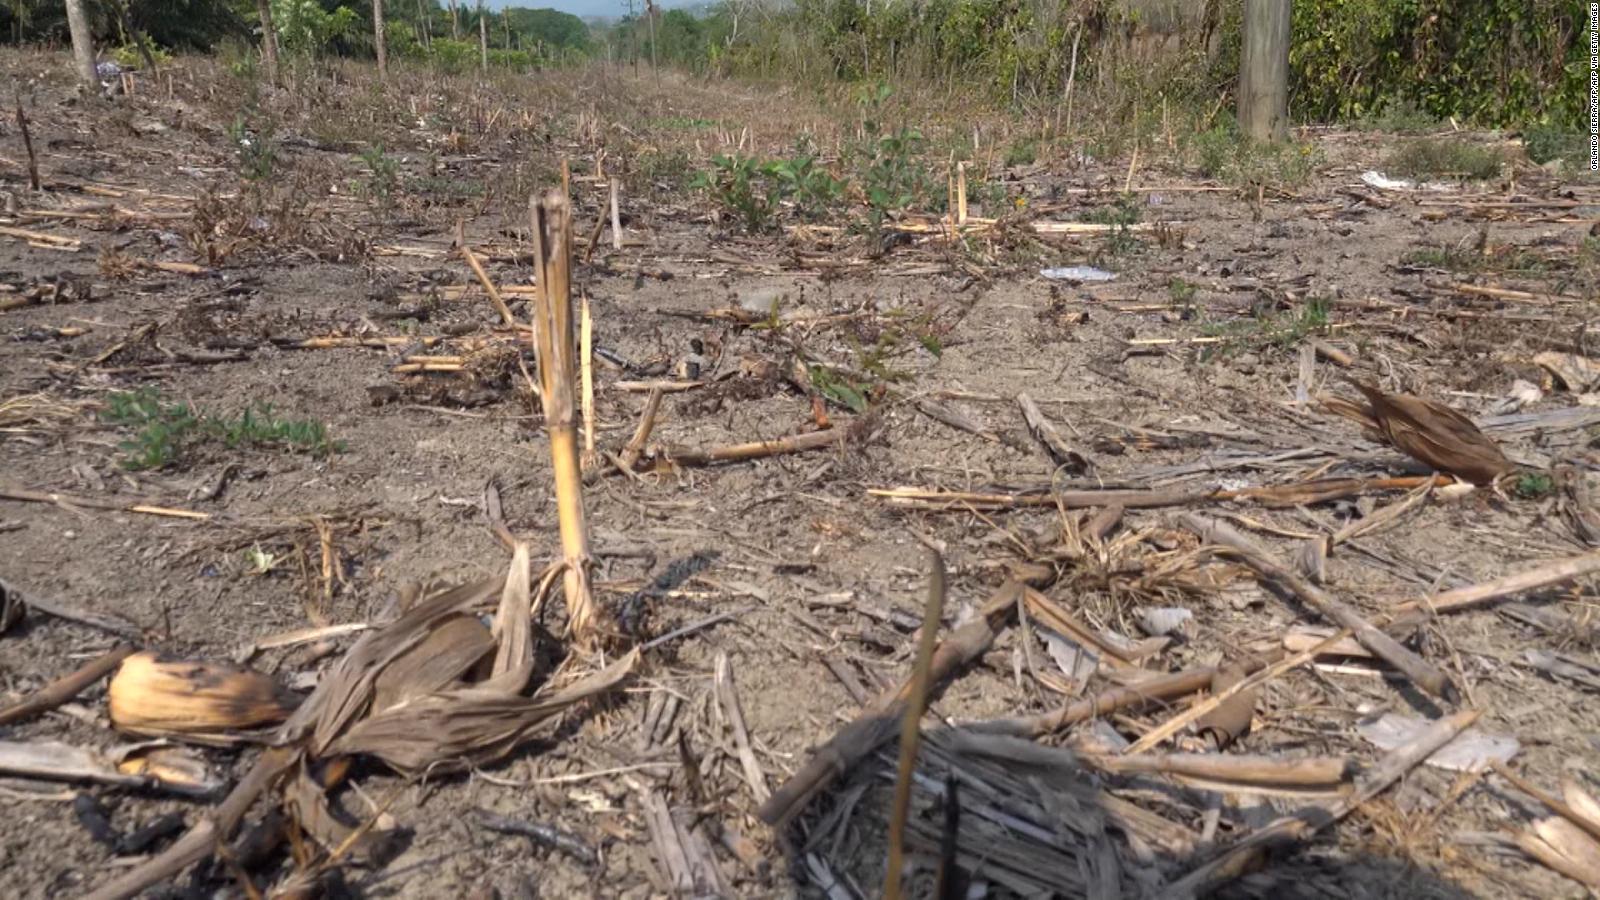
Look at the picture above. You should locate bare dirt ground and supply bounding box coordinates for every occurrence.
[3,53,1600,899]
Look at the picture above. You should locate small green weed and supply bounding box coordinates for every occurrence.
[809,365,869,413]
[1512,471,1554,499]
[1083,194,1143,259]
[356,145,401,204]
[1168,278,1197,303]
[1386,139,1503,180]
[227,115,277,182]
[100,388,343,471]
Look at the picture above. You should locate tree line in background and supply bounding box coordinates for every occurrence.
[1,0,1589,131]
[1,0,593,69]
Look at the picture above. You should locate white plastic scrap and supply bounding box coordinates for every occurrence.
[1040,266,1116,283]
[1360,170,1459,193]
[1356,713,1519,772]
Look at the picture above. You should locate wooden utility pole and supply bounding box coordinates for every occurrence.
[255,0,279,85]
[1237,0,1290,141]
[477,0,488,72]
[373,0,388,80]
[63,0,96,90]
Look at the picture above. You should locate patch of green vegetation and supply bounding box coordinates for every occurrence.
[1385,139,1503,180]
[227,115,277,182]
[100,388,344,471]
[1512,471,1555,499]
[1082,193,1143,259]
[652,116,717,130]
[1401,241,1554,276]
[1523,124,1594,173]
[857,125,939,233]
[637,147,695,190]
[355,145,401,203]
[1191,125,1323,188]
[809,365,869,413]
[1168,277,1197,303]
[1202,297,1333,358]
[1361,98,1438,133]
[1004,140,1038,168]
[692,150,845,232]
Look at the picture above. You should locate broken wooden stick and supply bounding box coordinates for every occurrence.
[757,581,1021,826]
[658,414,876,469]
[460,242,517,327]
[1392,547,1600,621]
[1182,513,1458,703]
[0,645,135,726]
[1017,391,1091,473]
[0,483,209,520]
[1161,709,1481,898]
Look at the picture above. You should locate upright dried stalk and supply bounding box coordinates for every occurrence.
[530,191,602,646]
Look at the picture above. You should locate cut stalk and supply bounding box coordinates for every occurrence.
[529,191,602,647]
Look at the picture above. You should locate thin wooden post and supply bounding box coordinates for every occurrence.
[373,0,388,81]
[255,0,279,85]
[1237,0,1290,141]
[64,0,96,90]
[477,0,488,72]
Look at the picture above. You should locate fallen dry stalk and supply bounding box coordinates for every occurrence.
[869,475,1448,512]
[1084,752,1353,793]
[82,747,298,900]
[966,664,1237,738]
[1126,633,1351,754]
[885,550,947,900]
[658,414,875,469]
[1392,547,1600,621]
[1182,513,1458,703]
[530,190,603,646]
[0,645,135,727]
[757,581,1021,826]
[460,242,516,327]
[0,483,209,520]
[1491,760,1600,848]
[1161,709,1482,898]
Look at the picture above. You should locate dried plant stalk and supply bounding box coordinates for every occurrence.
[530,190,603,646]
[758,581,1019,826]
[0,645,133,726]
[885,550,947,900]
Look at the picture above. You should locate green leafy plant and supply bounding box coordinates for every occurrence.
[100,388,343,471]
[809,365,869,413]
[693,153,777,231]
[693,150,845,232]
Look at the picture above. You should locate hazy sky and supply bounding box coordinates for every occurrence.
[479,0,701,20]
